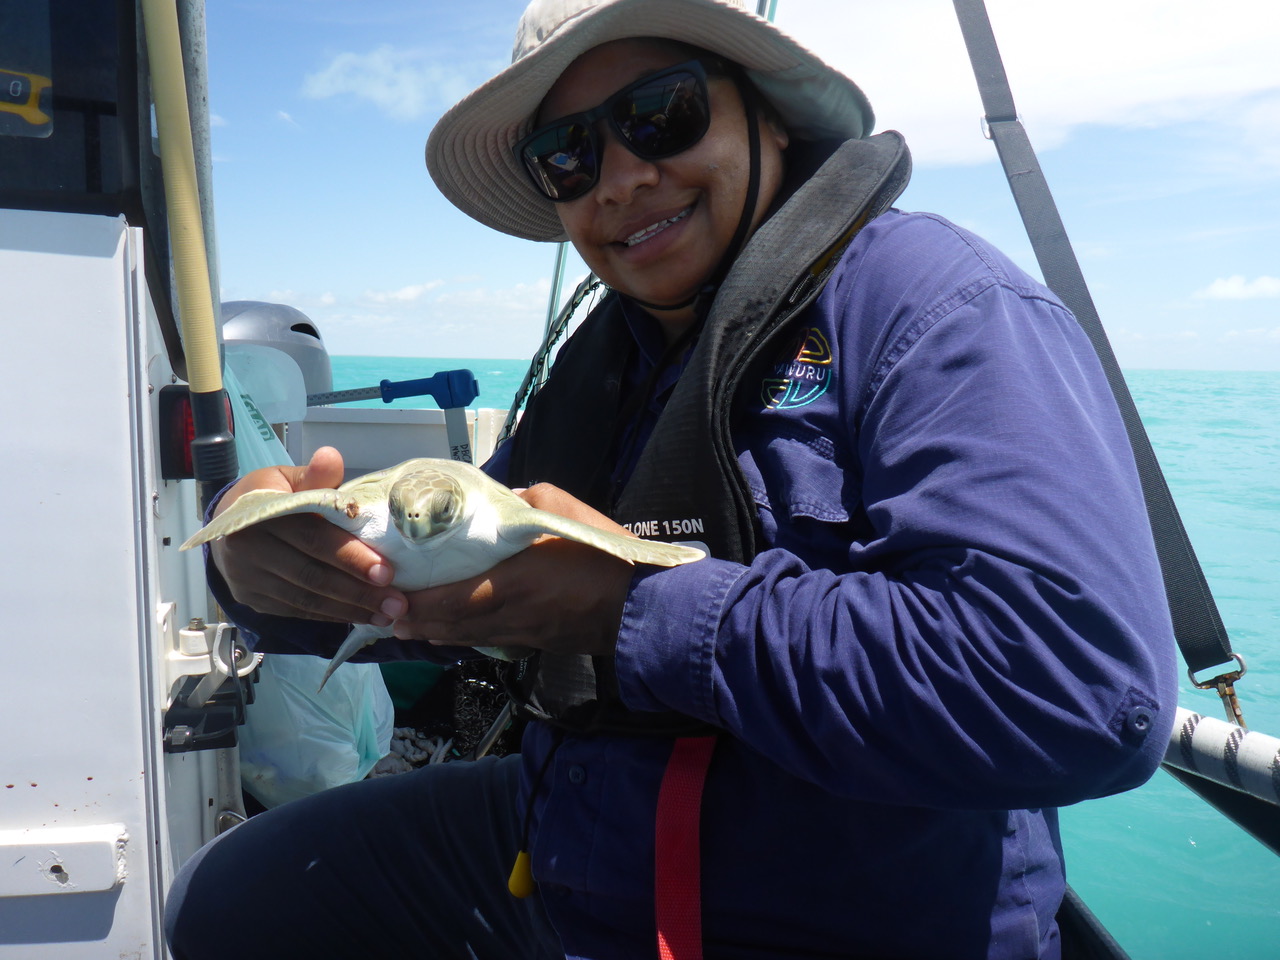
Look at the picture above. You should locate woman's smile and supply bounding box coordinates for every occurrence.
[619,205,692,248]
[541,38,788,338]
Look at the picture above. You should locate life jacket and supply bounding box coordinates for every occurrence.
[501,131,911,736]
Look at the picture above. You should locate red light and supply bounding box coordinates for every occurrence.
[159,386,234,480]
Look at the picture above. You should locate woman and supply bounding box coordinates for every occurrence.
[166,1,1176,958]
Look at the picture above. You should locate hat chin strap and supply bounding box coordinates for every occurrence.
[624,76,765,320]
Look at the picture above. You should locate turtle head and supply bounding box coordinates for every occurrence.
[388,473,465,544]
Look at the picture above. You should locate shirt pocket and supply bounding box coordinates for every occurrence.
[738,426,867,558]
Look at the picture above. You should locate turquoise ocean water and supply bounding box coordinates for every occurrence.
[332,357,1280,957]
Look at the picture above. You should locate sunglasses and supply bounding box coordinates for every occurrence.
[515,60,714,203]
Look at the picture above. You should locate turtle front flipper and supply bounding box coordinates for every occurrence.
[179,488,364,550]
[502,508,707,567]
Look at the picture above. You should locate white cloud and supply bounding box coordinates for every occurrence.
[240,278,557,358]
[302,45,476,121]
[209,114,228,127]
[261,289,336,310]
[433,279,552,313]
[1109,326,1201,345]
[277,110,301,128]
[363,281,445,304]
[1194,275,1280,300]
[1222,326,1280,342]
[775,0,1280,168]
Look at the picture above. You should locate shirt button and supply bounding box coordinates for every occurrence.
[1125,705,1154,737]
[568,765,587,785]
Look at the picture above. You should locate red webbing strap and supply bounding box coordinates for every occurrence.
[655,735,718,960]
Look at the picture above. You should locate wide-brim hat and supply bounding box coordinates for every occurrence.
[425,0,875,242]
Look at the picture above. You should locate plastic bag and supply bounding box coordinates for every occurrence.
[221,360,296,475]
[239,654,394,808]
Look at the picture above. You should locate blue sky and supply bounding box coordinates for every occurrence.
[203,0,1280,369]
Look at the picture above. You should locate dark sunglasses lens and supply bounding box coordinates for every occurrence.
[517,64,711,202]
[520,122,599,201]
[614,70,709,159]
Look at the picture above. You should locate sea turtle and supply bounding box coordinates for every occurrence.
[181,457,705,689]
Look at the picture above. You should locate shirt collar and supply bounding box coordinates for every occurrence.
[618,295,670,369]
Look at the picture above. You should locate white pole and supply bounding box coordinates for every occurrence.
[1165,707,1280,808]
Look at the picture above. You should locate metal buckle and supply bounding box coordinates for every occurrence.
[1189,653,1248,728]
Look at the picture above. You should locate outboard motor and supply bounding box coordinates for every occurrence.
[221,300,333,397]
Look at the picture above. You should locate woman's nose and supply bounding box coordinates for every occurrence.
[591,125,660,204]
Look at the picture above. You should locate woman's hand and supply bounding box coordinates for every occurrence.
[209,446,408,626]
[392,483,635,658]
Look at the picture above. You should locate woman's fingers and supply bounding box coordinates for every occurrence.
[395,537,632,657]
[208,447,406,624]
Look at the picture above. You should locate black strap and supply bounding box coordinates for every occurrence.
[952,0,1235,677]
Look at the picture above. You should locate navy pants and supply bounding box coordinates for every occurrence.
[164,755,563,959]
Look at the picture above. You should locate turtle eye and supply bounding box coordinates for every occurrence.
[430,490,459,526]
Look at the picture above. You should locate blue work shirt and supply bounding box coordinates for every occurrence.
[216,209,1177,959]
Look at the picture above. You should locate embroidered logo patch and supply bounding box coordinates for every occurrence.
[761,327,833,409]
